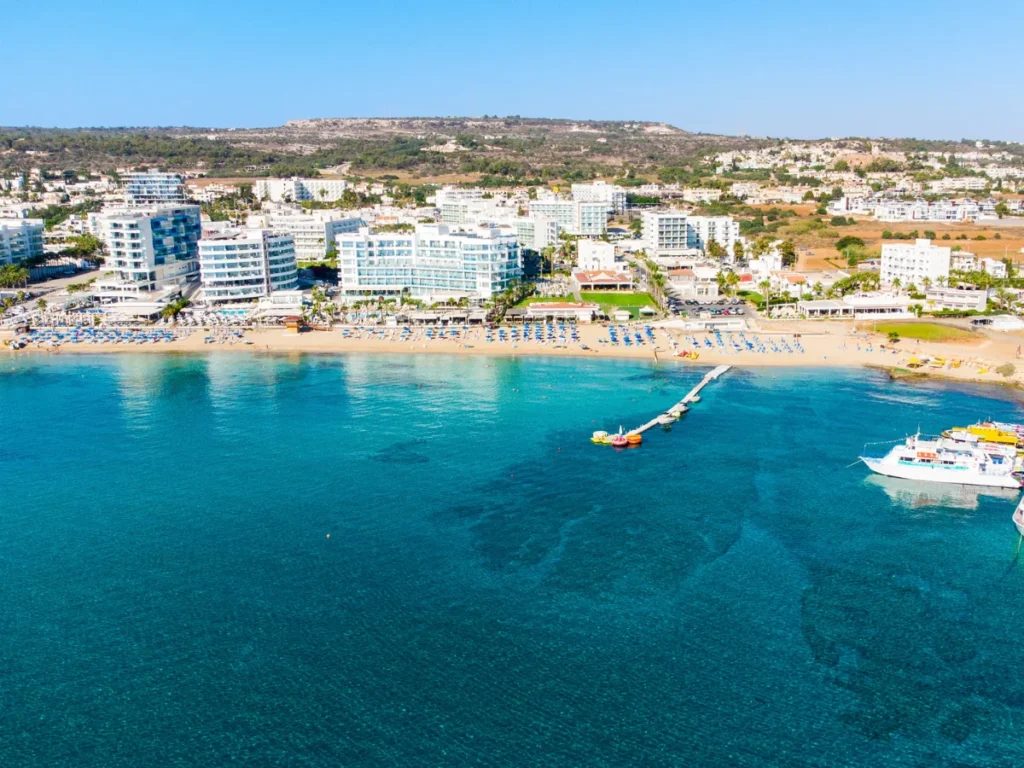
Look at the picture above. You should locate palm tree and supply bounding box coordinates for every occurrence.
[995,287,1014,311]
[758,279,771,316]
[727,271,739,294]
[891,277,902,294]
[921,276,932,290]
[541,246,555,277]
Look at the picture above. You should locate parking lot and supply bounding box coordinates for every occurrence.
[665,297,747,318]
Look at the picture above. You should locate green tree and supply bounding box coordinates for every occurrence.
[758,279,771,313]
[779,240,797,268]
[707,239,727,262]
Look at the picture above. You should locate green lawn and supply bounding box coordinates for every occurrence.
[513,295,574,307]
[871,322,978,342]
[580,291,658,319]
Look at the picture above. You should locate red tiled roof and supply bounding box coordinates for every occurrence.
[574,270,631,283]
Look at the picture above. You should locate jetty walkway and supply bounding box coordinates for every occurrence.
[627,365,731,436]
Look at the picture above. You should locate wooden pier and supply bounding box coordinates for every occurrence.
[627,365,731,436]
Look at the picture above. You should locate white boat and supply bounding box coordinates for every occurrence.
[860,434,1022,489]
[1014,499,1024,537]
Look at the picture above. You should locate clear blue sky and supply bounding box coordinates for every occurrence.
[4,0,1022,140]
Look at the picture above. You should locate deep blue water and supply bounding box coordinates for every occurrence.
[2,353,1024,767]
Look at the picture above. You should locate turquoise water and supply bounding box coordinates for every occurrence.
[2,353,1024,766]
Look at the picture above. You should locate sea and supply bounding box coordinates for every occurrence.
[1,353,1023,767]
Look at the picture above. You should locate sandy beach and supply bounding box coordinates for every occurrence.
[6,321,1024,393]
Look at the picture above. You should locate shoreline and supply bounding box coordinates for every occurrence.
[5,324,1024,395]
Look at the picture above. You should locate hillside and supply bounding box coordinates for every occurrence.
[0,117,768,184]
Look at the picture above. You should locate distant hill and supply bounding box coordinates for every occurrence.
[0,117,767,183]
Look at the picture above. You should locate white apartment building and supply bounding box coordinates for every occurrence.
[641,211,740,257]
[90,205,202,301]
[667,266,719,300]
[571,181,627,214]
[729,182,761,200]
[199,228,299,302]
[642,211,691,257]
[880,239,951,287]
[123,172,187,207]
[951,251,978,272]
[336,223,521,301]
[0,218,45,266]
[515,215,560,251]
[577,240,616,272]
[438,198,510,226]
[687,216,741,254]
[924,287,987,312]
[928,177,988,193]
[527,200,607,236]
[186,183,236,203]
[247,206,363,261]
[828,196,876,216]
[253,178,350,203]
[681,188,723,204]
[874,199,983,222]
[434,186,485,205]
[979,257,1008,279]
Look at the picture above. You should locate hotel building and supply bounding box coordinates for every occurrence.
[199,228,299,302]
[641,211,691,257]
[252,178,350,203]
[0,218,45,265]
[514,215,560,251]
[90,205,202,301]
[571,181,627,214]
[123,172,187,207]
[438,199,508,226]
[336,223,521,301]
[687,215,741,253]
[248,206,364,261]
[641,211,741,257]
[527,200,607,236]
[880,239,951,286]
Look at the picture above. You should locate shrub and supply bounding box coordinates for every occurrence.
[835,235,866,251]
[997,363,1016,378]
[941,233,951,240]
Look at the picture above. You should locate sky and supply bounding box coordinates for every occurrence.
[3,0,1023,141]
